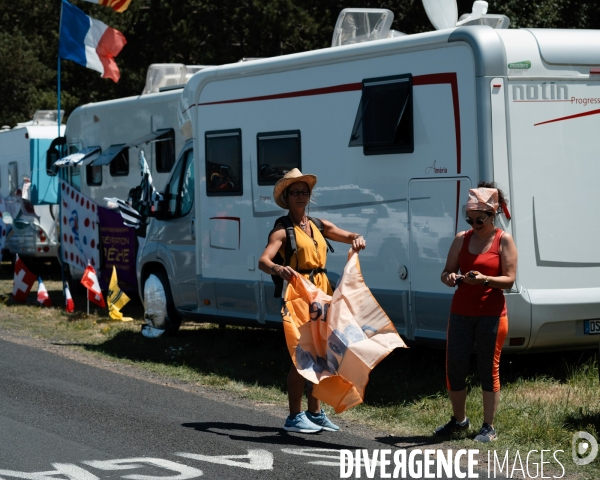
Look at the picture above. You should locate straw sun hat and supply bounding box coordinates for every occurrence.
[273,168,317,209]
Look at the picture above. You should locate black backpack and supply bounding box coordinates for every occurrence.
[268,216,334,297]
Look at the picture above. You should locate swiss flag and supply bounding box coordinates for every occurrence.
[81,264,106,308]
[65,283,75,313]
[37,277,52,307]
[12,256,36,303]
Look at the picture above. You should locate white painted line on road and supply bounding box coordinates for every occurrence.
[280,448,341,466]
[176,450,273,470]
[0,463,99,480]
[82,458,203,480]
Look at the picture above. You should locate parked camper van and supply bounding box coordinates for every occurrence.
[138,6,600,351]
[0,110,65,263]
[55,64,203,286]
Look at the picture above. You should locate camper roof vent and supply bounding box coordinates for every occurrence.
[457,13,510,29]
[15,110,64,127]
[331,8,394,47]
[142,64,206,95]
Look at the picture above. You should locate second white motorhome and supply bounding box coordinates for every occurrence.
[138,7,600,352]
[56,64,203,287]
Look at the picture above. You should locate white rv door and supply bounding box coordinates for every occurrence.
[408,178,471,341]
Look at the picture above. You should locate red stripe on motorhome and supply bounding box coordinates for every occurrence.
[190,73,462,173]
[535,108,600,126]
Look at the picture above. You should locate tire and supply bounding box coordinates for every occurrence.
[143,270,182,334]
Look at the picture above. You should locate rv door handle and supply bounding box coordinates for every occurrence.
[190,217,196,240]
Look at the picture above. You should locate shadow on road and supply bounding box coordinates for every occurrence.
[182,421,363,449]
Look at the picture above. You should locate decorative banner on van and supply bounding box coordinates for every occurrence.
[60,181,100,270]
[282,252,406,413]
[98,206,137,292]
[508,60,531,69]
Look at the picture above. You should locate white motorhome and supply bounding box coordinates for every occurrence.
[138,5,600,351]
[0,111,65,263]
[58,64,203,203]
[56,64,203,285]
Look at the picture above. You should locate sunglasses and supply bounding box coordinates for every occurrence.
[289,190,311,197]
[465,214,491,226]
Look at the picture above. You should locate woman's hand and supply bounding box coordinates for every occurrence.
[442,271,463,287]
[461,270,486,285]
[352,235,366,252]
[273,265,297,282]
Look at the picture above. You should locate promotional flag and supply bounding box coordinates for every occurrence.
[65,283,75,313]
[282,252,406,413]
[81,264,106,308]
[59,0,127,82]
[12,256,36,303]
[60,181,100,270]
[37,277,52,307]
[108,266,132,321]
[82,0,133,13]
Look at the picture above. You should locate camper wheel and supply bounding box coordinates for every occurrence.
[143,270,182,334]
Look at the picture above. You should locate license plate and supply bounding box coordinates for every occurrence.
[584,320,600,335]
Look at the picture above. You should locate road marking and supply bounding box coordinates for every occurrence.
[0,464,99,480]
[176,450,273,470]
[280,448,341,466]
[82,458,203,480]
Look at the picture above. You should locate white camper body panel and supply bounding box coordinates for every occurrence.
[140,26,600,351]
[0,124,65,260]
[64,89,185,202]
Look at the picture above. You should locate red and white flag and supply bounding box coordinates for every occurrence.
[81,264,106,308]
[65,283,75,313]
[12,256,36,303]
[37,277,52,307]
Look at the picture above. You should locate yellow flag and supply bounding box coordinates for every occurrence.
[108,266,132,321]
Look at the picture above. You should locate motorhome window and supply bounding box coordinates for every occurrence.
[166,152,186,216]
[205,129,242,196]
[86,165,102,186]
[349,73,414,155]
[156,129,175,173]
[110,149,129,177]
[257,131,301,185]
[8,163,18,195]
[180,150,194,216]
[46,137,68,176]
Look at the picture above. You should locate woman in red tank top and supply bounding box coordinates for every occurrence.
[435,183,518,443]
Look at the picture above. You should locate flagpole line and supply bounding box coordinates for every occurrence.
[57,0,63,138]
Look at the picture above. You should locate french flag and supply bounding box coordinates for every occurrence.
[59,0,127,83]
[37,277,52,307]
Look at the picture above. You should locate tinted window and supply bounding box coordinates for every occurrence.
[257,131,301,185]
[110,149,129,176]
[166,155,185,215]
[156,129,175,173]
[349,74,413,155]
[86,165,102,186]
[205,129,242,195]
[180,151,194,216]
[46,137,67,176]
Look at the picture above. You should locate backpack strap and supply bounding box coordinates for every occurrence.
[274,216,298,267]
[308,216,334,253]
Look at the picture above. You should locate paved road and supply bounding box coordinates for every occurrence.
[0,338,497,479]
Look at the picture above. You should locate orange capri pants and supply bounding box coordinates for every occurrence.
[445,313,508,393]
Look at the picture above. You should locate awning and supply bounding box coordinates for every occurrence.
[55,146,101,167]
[90,144,127,166]
[127,129,171,148]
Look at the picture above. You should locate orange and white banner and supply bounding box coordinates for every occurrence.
[282,252,406,413]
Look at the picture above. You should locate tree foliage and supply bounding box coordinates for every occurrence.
[1,0,599,126]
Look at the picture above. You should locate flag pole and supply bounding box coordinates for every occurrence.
[57,0,63,139]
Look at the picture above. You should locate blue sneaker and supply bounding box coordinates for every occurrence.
[283,412,323,433]
[305,409,340,432]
